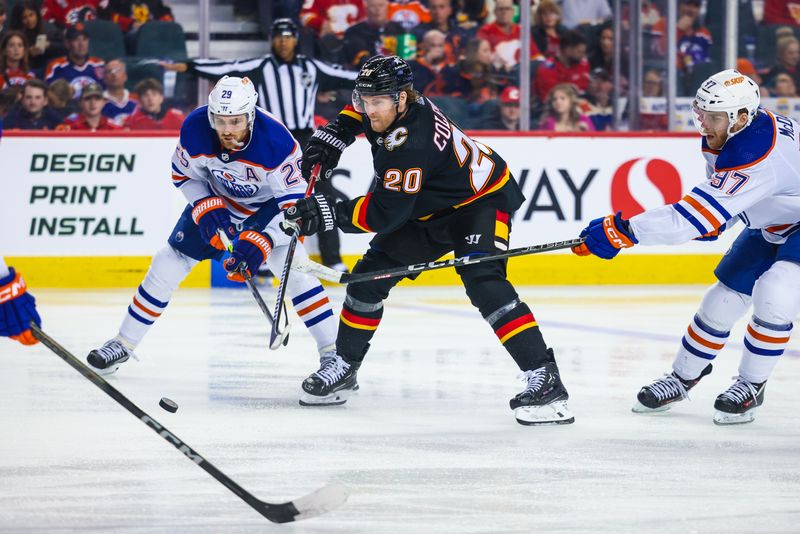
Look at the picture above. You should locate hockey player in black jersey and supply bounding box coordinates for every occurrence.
[281,55,573,425]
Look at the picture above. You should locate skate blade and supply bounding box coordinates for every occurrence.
[299,388,354,407]
[87,362,121,376]
[631,401,672,414]
[713,410,756,425]
[515,400,575,426]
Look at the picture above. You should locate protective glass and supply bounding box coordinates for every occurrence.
[352,90,396,113]
[692,100,729,135]
[212,114,248,133]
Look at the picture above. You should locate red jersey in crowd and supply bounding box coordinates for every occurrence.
[124,108,185,130]
[763,0,800,27]
[41,0,99,27]
[300,0,366,37]
[477,23,544,70]
[58,114,121,131]
[534,57,590,101]
[100,0,175,32]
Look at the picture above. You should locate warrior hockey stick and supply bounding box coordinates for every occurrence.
[269,164,319,350]
[294,237,587,284]
[29,323,348,523]
[218,231,291,348]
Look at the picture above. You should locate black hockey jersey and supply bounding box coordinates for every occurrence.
[333,97,525,234]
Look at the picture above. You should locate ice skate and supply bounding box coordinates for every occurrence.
[510,356,574,425]
[632,364,712,413]
[319,345,358,391]
[86,338,137,375]
[713,376,766,425]
[300,351,359,406]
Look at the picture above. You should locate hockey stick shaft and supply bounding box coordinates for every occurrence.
[29,323,347,523]
[218,231,277,326]
[295,237,586,284]
[269,165,319,350]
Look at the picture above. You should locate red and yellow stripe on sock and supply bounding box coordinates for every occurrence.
[340,308,380,331]
[494,313,538,344]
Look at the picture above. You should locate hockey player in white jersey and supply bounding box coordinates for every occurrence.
[86,76,338,374]
[574,69,800,425]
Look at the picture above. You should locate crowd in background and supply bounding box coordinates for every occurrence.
[1,0,800,133]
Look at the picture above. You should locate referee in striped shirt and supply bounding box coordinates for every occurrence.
[163,18,357,270]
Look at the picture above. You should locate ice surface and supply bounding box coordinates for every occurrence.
[2,285,799,533]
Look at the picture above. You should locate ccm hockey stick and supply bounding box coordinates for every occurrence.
[269,164,319,350]
[294,237,587,284]
[29,323,348,523]
[218,231,290,348]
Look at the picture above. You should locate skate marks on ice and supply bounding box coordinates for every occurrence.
[1,287,799,532]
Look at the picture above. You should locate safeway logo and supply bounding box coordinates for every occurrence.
[610,158,682,218]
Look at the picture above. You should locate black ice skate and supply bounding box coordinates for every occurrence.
[510,354,574,425]
[299,351,359,406]
[86,338,137,375]
[713,376,766,425]
[632,363,712,413]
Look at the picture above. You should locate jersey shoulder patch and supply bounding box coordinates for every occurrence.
[715,110,776,171]
[179,106,217,158]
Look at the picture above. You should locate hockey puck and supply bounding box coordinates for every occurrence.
[159,397,178,413]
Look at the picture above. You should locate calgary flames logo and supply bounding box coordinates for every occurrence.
[383,126,408,151]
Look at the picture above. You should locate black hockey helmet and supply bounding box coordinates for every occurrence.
[271,18,299,38]
[352,55,414,112]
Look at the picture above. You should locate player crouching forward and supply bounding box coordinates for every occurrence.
[281,55,573,425]
[86,76,338,374]
[574,69,800,425]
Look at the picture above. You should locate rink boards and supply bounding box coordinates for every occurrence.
[1,130,736,288]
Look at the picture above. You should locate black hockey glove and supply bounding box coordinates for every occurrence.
[280,194,337,237]
[300,121,355,181]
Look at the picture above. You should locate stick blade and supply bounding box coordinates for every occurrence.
[262,482,349,523]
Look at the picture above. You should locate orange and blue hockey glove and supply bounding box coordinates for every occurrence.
[191,196,235,251]
[223,230,273,282]
[572,212,638,259]
[0,268,41,345]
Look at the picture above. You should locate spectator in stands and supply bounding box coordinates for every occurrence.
[41,0,99,29]
[483,85,521,130]
[440,37,499,104]
[772,72,799,97]
[762,0,800,29]
[0,1,6,39]
[639,68,667,130]
[539,83,594,132]
[532,0,567,59]
[46,78,76,120]
[98,0,174,33]
[58,81,119,130]
[45,24,104,98]
[651,0,712,72]
[388,0,431,32]
[765,36,800,90]
[301,0,366,39]
[0,86,20,119]
[409,29,447,94]
[412,0,471,65]
[534,30,590,102]
[9,0,66,76]
[124,78,183,130]
[454,0,487,31]
[342,0,404,67]
[3,78,62,129]
[584,68,613,131]
[0,31,34,90]
[559,0,612,30]
[478,0,543,72]
[102,58,136,125]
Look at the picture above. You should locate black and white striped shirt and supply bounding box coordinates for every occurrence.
[189,54,358,131]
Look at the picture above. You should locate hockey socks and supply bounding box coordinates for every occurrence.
[290,284,337,352]
[487,300,549,370]
[336,295,382,363]
[673,314,729,380]
[739,316,791,383]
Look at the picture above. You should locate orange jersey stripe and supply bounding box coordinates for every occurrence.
[133,296,162,318]
[297,297,330,317]
[747,324,790,344]
[683,195,721,230]
[687,325,725,350]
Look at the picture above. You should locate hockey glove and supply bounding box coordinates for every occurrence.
[280,194,337,237]
[223,230,273,282]
[572,212,638,260]
[0,268,41,345]
[694,222,727,241]
[300,121,355,181]
[192,196,235,251]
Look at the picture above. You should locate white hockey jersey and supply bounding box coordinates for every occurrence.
[630,109,800,245]
[170,105,306,223]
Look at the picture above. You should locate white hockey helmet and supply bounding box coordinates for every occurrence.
[207,75,258,131]
[692,69,760,140]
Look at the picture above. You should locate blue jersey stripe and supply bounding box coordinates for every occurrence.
[691,187,733,220]
[128,306,155,326]
[138,286,168,308]
[744,338,784,356]
[693,314,730,338]
[681,337,716,360]
[673,204,709,236]
[304,309,334,327]
[292,285,325,306]
[172,163,186,176]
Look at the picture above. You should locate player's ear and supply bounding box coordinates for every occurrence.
[398,90,408,107]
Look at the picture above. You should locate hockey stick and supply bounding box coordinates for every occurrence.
[293,237,587,284]
[29,323,348,523]
[269,165,319,350]
[218,230,291,347]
